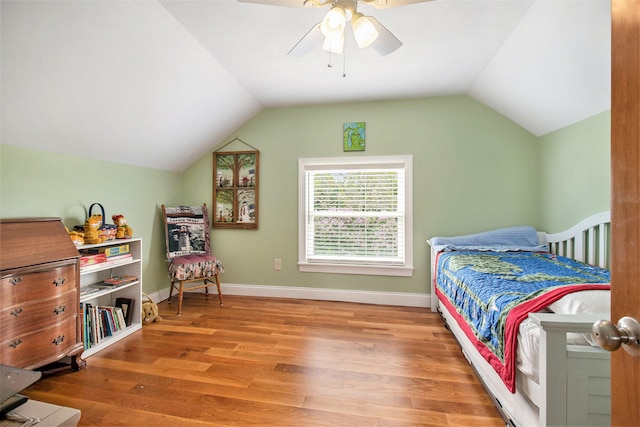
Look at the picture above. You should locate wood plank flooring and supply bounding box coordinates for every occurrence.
[23,295,504,426]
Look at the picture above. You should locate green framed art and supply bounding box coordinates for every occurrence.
[343,122,365,152]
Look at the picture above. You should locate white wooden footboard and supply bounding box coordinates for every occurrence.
[529,313,610,426]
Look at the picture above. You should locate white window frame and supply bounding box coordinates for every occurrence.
[298,155,413,277]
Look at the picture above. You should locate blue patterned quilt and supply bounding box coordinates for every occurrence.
[435,251,610,392]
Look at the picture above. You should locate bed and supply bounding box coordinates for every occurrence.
[428,211,611,427]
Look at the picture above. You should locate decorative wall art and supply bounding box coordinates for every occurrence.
[343,122,366,152]
[213,148,259,229]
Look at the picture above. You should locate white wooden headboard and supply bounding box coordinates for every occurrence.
[544,211,611,270]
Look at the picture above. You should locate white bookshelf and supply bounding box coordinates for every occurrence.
[78,237,142,358]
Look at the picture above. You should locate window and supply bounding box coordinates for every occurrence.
[298,155,413,277]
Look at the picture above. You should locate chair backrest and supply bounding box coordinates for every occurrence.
[162,204,211,260]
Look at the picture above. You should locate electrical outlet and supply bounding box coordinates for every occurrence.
[274,258,282,271]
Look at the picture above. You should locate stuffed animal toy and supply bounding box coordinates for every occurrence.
[112,214,134,239]
[67,227,85,246]
[83,215,104,244]
[142,293,161,323]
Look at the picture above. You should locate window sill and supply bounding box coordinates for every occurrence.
[298,262,414,277]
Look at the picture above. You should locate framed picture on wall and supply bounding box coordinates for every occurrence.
[213,150,259,229]
[343,122,366,151]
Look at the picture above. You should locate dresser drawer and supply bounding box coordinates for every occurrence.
[0,317,79,369]
[0,290,78,343]
[1,264,76,307]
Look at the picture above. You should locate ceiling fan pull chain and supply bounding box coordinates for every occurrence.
[342,49,346,78]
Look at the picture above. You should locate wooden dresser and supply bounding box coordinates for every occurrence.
[0,218,84,370]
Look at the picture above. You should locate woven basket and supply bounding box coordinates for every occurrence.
[88,203,116,241]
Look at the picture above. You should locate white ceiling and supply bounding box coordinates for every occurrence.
[1,0,611,172]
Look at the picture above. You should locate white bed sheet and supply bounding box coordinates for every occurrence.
[516,290,610,381]
[517,316,544,380]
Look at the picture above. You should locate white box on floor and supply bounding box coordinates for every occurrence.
[2,400,80,427]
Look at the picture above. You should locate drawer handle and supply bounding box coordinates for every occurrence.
[9,277,23,286]
[10,307,24,317]
[52,335,65,345]
[53,305,66,315]
[53,277,66,287]
[8,339,23,349]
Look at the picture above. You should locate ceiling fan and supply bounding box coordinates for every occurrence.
[237,0,432,57]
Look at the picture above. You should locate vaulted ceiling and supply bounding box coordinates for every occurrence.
[1,0,610,172]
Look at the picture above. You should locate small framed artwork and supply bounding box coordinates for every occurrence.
[343,122,366,152]
[115,297,134,326]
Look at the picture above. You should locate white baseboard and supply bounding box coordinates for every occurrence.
[146,283,431,308]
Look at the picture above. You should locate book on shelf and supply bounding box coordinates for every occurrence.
[79,253,133,272]
[82,244,130,257]
[100,253,132,262]
[79,253,107,267]
[81,303,128,348]
[102,275,138,286]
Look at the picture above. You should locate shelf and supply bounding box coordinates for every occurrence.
[79,237,142,358]
[77,237,140,250]
[79,280,139,303]
[79,257,139,274]
[81,323,141,358]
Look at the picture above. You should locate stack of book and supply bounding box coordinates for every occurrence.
[81,303,128,348]
[79,244,132,272]
[102,275,138,286]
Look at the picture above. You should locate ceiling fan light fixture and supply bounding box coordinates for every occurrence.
[322,32,345,54]
[320,6,346,38]
[351,13,379,48]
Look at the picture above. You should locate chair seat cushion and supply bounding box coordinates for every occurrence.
[168,254,224,281]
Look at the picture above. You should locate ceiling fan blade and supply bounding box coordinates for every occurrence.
[236,0,332,7]
[288,23,324,57]
[368,17,402,55]
[236,0,305,8]
[360,0,434,9]
[237,0,433,9]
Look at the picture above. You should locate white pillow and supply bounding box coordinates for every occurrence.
[548,290,610,315]
[548,290,610,346]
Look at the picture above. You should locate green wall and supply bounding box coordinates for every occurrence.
[538,111,611,231]
[0,95,610,299]
[181,95,540,296]
[0,144,181,293]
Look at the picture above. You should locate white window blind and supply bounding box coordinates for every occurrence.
[298,156,413,277]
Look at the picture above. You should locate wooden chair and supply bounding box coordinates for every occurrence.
[162,204,224,315]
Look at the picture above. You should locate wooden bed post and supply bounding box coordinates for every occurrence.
[535,316,570,425]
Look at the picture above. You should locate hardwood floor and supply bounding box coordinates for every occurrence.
[24,295,504,426]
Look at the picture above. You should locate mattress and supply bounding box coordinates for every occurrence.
[516,289,611,381]
[434,251,610,392]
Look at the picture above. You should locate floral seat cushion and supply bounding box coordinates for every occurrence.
[168,254,224,281]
